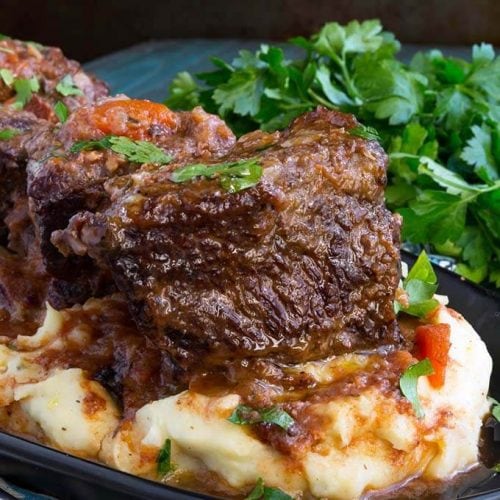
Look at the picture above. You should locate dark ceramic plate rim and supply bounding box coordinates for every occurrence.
[0,251,498,500]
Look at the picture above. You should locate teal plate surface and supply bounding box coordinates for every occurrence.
[83,40,471,102]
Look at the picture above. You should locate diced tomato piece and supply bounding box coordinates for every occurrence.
[414,323,451,388]
[91,99,177,140]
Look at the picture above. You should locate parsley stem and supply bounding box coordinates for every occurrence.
[307,89,336,109]
[336,52,361,101]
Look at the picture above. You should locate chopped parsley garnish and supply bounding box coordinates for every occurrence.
[70,135,172,165]
[165,19,500,289]
[228,404,295,431]
[245,478,292,500]
[54,101,69,123]
[349,124,380,141]
[157,438,175,477]
[171,158,263,193]
[56,74,83,97]
[395,251,439,318]
[70,137,112,153]
[399,358,434,418]
[493,463,500,473]
[0,128,20,140]
[12,77,39,109]
[0,68,14,86]
[488,397,500,422]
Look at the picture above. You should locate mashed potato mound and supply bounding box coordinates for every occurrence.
[0,303,492,499]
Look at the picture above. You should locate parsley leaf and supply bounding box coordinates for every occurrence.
[70,137,112,153]
[12,77,39,109]
[461,124,498,182]
[56,74,83,97]
[171,159,263,193]
[246,478,292,500]
[213,68,265,117]
[70,136,172,165]
[107,136,172,164]
[396,251,439,317]
[415,156,479,195]
[157,439,175,477]
[400,191,467,245]
[0,128,20,141]
[165,71,200,110]
[54,101,69,123]
[313,19,385,58]
[228,404,295,431]
[0,68,14,86]
[400,358,434,418]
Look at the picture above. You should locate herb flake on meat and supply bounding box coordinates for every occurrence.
[56,74,83,97]
[171,158,263,193]
[70,135,172,165]
[0,128,20,140]
[12,77,39,109]
[0,68,14,86]
[54,101,69,123]
[349,124,380,141]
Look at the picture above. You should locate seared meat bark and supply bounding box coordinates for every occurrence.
[27,98,236,307]
[0,108,46,244]
[51,107,402,368]
[0,37,108,249]
[0,37,109,322]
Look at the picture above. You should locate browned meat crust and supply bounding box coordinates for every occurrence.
[0,38,108,257]
[0,248,47,325]
[0,109,47,243]
[0,37,110,317]
[27,98,236,307]
[44,106,402,369]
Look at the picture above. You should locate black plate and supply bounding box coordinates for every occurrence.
[0,251,499,500]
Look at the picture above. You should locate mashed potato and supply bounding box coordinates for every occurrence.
[0,302,492,499]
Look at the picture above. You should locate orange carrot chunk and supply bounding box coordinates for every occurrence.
[415,323,451,388]
[92,99,177,140]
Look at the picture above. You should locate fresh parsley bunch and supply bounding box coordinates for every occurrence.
[165,19,500,289]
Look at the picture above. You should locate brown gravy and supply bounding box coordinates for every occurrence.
[0,295,498,498]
